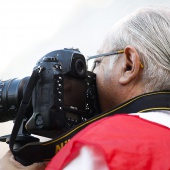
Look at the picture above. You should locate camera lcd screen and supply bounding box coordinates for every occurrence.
[63,76,86,111]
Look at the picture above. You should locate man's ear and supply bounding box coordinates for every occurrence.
[119,46,141,85]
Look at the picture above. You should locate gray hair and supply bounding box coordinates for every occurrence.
[99,6,170,93]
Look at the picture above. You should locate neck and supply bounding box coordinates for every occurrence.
[107,91,170,114]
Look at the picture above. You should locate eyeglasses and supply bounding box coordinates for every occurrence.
[87,50,144,72]
[87,50,124,72]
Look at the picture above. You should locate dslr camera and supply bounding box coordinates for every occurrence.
[0,48,100,135]
[0,48,100,164]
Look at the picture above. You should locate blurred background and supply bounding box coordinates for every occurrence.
[0,0,170,158]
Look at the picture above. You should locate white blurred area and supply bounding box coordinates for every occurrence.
[1,0,170,159]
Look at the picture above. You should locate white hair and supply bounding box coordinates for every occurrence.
[99,6,170,92]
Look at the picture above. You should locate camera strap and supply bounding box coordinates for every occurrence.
[11,89,170,164]
[9,67,42,165]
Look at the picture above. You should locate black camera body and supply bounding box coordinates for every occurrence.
[27,48,99,137]
[0,48,100,138]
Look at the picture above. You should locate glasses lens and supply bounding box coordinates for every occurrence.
[87,58,96,72]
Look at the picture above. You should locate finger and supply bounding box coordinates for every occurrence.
[25,162,47,170]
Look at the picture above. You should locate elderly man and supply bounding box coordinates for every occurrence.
[1,5,170,170]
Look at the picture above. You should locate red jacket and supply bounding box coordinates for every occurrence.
[46,114,170,170]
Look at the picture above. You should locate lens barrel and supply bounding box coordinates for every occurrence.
[0,77,30,122]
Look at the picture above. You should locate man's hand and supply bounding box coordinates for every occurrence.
[0,151,47,170]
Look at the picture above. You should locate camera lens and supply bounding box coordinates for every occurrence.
[75,59,86,76]
[0,77,30,122]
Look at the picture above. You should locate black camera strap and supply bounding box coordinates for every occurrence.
[11,89,170,164]
[9,67,42,165]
